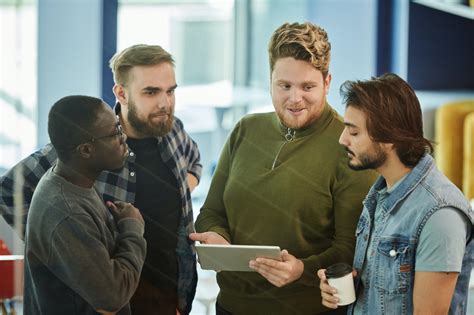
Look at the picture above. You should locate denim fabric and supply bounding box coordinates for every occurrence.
[349,154,473,315]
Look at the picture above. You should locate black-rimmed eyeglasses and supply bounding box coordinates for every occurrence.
[90,122,124,143]
[88,115,125,143]
[67,116,126,153]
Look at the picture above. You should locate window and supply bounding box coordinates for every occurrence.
[0,0,37,172]
[118,0,234,86]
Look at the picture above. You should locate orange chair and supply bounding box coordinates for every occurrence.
[464,112,474,200]
[435,101,474,201]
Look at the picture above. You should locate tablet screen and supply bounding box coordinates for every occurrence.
[195,243,281,272]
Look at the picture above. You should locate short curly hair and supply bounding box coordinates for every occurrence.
[268,22,331,78]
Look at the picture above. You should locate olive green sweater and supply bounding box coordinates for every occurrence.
[195,104,377,314]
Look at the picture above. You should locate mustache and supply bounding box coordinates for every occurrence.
[150,109,172,117]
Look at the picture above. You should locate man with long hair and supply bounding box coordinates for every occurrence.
[318,73,473,314]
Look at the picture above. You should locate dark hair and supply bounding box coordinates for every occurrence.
[48,95,104,161]
[340,73,433,167]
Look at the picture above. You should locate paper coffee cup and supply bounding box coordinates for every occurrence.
[325,263,356,306]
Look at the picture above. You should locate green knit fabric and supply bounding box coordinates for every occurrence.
[195,104,377,314]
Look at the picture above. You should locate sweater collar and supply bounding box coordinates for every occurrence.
[275,102,333,139]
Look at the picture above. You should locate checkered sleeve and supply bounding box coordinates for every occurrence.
[0,144,57,237]
[174,117,202,182]
[186,135,202,183]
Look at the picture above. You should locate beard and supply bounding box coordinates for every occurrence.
[346,144,387,171]
[275,98,326,130]
[127,99,174,137]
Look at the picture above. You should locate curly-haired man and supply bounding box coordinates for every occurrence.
[191,22,377,315]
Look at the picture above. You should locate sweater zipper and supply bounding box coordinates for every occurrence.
[271,127,296,170]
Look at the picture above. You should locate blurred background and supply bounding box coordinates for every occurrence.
[0,0,473,314]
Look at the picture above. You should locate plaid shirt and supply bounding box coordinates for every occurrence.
[0,115,202,314]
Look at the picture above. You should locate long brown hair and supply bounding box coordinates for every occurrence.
[340,73,433,167]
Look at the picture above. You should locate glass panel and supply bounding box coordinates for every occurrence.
[0,0,37,173]
[117,0,234,86]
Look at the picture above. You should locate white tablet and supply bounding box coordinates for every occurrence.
[195,243,281,272]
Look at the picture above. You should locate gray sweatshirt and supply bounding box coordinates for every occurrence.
[24,168,146,314]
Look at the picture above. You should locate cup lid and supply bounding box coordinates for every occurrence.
[325,263,352,279]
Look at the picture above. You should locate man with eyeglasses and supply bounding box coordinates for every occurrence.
[24,95,146,314]
[0,45,202,315]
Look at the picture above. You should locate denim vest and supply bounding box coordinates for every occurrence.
[349,155,473,315]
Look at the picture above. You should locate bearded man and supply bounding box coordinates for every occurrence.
[318,73,473,315]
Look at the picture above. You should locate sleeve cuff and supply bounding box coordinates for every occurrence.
[296,257,321,287]
[117,218,145,235]
[188,166,202,182]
